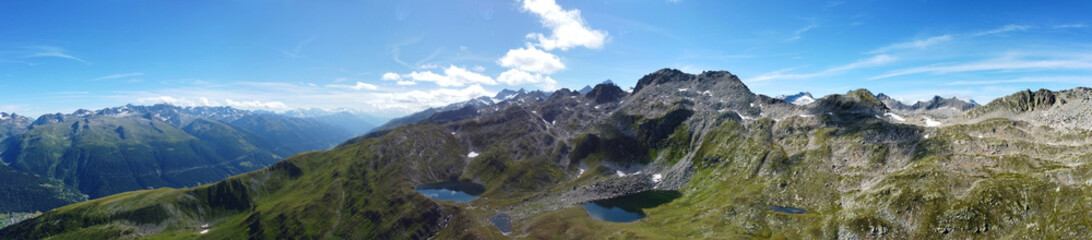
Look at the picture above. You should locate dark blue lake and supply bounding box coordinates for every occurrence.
[769,206,807,214]
[414,181,485,203]
[582,190,681,223]
[489,213,512,234]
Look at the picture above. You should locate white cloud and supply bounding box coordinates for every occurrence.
[871,56,1092,80]
[969,24,1030,37]
[367,84,495,112]
[381,72,401,81]
[137,96,212,107]
[418,64,439,69]
[326,81,379,91]
[403,65,496,87]
[750,55,895,82]
[497,46,565,74]
[521,0,608,51]
[497,69,559,90]
[225,99,290,111]
[472,65,486,72]
[94,72,145,81]
[868,35,952,54]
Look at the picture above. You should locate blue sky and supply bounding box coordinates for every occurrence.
[1,0,1091,118]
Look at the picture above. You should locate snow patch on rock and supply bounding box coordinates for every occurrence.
[885,113,906,121]
[467,151,479,158]
[924,117,941,127]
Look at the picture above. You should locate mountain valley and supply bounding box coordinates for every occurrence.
[4,69,1092,239]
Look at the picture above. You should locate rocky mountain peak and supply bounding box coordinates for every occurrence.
[32,113,67,125]
[810,89,889,120]
[0,112,30,123]
[494,88,527,100]
[910,95,978,111]
[878,93,978,113]
[584,82,627,104]
[632,68,694,93]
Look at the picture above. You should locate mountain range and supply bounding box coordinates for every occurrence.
[0,104,358,214]
[5,69,1092,239]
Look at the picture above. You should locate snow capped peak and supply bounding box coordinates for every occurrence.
[776,92,815,106]
[493,88,526,100]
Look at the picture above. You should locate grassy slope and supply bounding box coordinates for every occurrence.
[0,125,470,239]
[1,117,283,200]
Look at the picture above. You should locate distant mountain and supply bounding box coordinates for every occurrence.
[0,112,32,139]
[0,104,356,213]
[876,94,978,112]
[967,87,1092,130]
[279,108,378,135]
[775,92,815,105]
[370,88,545,133]
[494,89,524,100]
[578,79,615,94]
[578,85,593,94]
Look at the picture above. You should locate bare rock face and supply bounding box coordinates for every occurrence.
[584,83,627,104]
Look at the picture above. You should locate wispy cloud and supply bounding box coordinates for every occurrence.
[969,24,1031,37]
[944,76,1092,86]
[268,37,314,59]
[24,46,89,65]
[868,24,1033,54]
[786,24,818,42]
[1054,24,1087,29]
[325,81,379,91]
[93,72,144,81]
[868,35,952,54]
[750,54,895,82]
[871,55,1092,80]
[389,37,422,68]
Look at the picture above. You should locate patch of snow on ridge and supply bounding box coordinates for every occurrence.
[677,88,688,92]
[791,96,815,105]
[467,151,479,158]
[885,113,905,121]
[652,174,663,183]
[924,117,941,127]
[616,170,625,177]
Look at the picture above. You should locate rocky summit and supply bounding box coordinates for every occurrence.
[5,69,1092,239]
